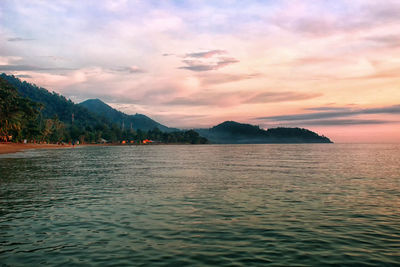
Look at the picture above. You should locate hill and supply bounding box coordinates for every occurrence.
[0,73,206,144]
[0,73,106,128]
[80,99,177,132]
[195,121,332,144]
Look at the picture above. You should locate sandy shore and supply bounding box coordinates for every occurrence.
[0,142,197,155]
[0,143,73,155]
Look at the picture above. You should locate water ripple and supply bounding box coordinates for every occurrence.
[0,144,399,266]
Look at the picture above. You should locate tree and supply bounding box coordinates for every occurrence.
[0,77,39,142]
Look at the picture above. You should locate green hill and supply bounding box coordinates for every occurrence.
[0,73,206,144]
[79,99,177,132]
[0,73,106,129]
[196,121,332,143]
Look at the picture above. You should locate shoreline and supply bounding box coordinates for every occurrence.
[1,142,345,155]
[0,142,194,155]
[0,143,129,155]
[0,143,75,155]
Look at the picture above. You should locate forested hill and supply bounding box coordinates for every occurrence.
[80,99,177,132]
[0,73,105,128]
[195,121,333,144]
[0,74,207,144]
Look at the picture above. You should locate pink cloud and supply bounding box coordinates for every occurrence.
[185,49,226,58]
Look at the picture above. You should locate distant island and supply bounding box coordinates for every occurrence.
[0,73,332,144]
[196,121,332,144]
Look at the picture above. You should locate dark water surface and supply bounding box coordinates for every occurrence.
[0,144,399,266]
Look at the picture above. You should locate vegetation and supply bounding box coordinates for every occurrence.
[0,74,207,144]
[0,77,41,141]
[195,121,332,143]
[1,73,332,145]
[80,99,178,132]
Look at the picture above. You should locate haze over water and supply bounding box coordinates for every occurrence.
[0,144,399,266]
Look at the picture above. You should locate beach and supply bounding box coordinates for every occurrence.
[0,143,73,155]
[0,143,152,155]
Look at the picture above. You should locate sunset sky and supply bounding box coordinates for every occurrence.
[1,0,400,142]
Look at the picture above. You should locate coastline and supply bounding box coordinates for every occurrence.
[0,143,73,155]
[0,142,186,155]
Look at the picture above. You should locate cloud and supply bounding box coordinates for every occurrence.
[7,37,34,42]
[216,57,239,68]
[163,95,219,106]
[0,56,23,65]
[365,35,400,47]
[112,66,145,74]
[283,119,395,126]
[179,61,216,72]
[0,65,74,71]
[367,1,400,23]
[305,107,352,111]
[199,73,260,85]
[366,105,400,114]
[269,1,400,37]
[185,49,226,58]
[179,49,239,71]
[165,90,322,107]
[179,57,239,72]
[244,92,322,104]
[15,74,33,78]
[294,57,341,65]
[40,56,65,62]
[256,105,400,121]
[291,18,337,36]
[334,67,400,80]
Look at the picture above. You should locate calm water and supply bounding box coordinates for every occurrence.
[0,144,399,266]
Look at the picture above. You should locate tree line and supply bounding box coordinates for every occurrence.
[0,76,208,144]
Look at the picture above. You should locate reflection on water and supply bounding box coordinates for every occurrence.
[0,144,399,266]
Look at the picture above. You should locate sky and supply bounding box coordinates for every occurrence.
[1,0,400,143]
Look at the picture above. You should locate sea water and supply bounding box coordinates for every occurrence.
[0,144,399,266]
